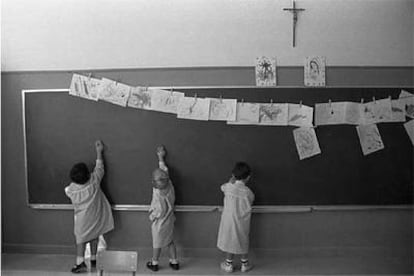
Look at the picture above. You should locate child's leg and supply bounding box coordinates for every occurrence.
[225,252,234,262]
[167,241,177,262]
[152,248,162,264]
[76,242,86,264]
[147,247,161,271]
[89,238,99,263]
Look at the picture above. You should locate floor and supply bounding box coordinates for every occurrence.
[1,253,413,275]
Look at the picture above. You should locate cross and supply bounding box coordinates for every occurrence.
[283,0,305,47]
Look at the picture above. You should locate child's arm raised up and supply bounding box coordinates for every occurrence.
[92,140,105,182]
[156,145,168,173]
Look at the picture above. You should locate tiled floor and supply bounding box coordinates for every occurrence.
[1,253,413,275]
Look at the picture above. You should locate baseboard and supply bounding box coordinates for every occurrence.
[3,243,412,259]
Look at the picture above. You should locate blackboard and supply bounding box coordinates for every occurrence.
[24,88,413,206]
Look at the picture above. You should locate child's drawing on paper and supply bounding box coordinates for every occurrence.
[151,89,184,114]
[361,98,393,124]
[304,56,326,87]
[288,104,313,126]
[127,87,152,110]
[69,74,100,101]
[98,78,131,107]
[401,96,414,119]
[344,102,363,125]
[293,127,321,160]
[255,57,277,86]
[404,120,414,146]
[208,98,237,121]
[227,103,260,125]
[356,124,384,155]
[177,97,210,120]
[399,90,414,98]
[258,103,288,125]
[390,98,406,122]
[314,102,346,126]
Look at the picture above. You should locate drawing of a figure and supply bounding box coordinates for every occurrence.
[305,56,325,87]
[255,57,277,86]
[309,60,320,81]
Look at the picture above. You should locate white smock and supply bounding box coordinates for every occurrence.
[217,180,254,254]
[65,159,114,244]
[149,161,176,248]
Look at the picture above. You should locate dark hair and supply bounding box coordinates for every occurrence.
[232,162,251,180]
[70,163,90,184]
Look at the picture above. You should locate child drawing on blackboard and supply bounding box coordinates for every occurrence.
[217,162,255,273]
[146,145,180,272]
[65,140,114,273]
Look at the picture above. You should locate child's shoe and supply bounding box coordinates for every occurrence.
[220,260,234,273]
[240,260,253,272]
[169,262,180,270]
[71,262,87,273]
[146,261,159,272]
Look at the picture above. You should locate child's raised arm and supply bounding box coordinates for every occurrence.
[93,140,105,182]
[156,145,168,173]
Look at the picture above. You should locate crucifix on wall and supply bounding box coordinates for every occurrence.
[283,0,305,47]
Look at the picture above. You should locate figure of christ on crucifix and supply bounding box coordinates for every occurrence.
[283,0,305,47]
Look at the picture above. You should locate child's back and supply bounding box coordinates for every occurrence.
[217,162,255,273]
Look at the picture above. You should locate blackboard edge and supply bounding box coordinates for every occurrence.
[28,204,413,212]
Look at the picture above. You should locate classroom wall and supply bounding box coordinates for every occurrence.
[2,69,413,257]
[2,0,414,71]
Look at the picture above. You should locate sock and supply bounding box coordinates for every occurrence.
[225,259,233,265]
[169,258,178,264]
[90,255,96,261]
[151,259,159,265]
[76,256,84,265]
[241,258,249,264]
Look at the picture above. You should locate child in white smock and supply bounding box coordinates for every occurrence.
[217,162,255,273]
[146,145,179,272]
[65,140,114,273]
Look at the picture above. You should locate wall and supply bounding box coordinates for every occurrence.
[2,0,414,71]
[1,69,413,257]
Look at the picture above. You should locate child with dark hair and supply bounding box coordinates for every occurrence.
[65,140,114,273]
[146,145,179,272]
[217,162,255,273]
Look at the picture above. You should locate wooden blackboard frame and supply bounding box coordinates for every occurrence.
[22,89,414,212]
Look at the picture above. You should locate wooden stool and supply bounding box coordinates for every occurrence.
[97,250,138,276]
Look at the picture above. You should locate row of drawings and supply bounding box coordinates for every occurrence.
[255,56,326,87]
[69,74,414,160]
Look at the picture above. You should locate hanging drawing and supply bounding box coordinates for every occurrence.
[314,102,346,126]
[288,103,314,126]
[69,74,100,101]
[304,56,326,87]
[208,98,237,121]
[97,78,131,107]
[177,96,211,120]
[127,87,152,110]
[227,103,260,125]
[255,56,277,86]
[150,89,185,114]
[293,127,321,160]
[257,103,288,126]
[356,124,384,155]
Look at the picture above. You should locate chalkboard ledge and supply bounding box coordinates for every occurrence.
[28,204,413,212]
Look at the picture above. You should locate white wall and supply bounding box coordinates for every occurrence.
[1,0,413,71]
